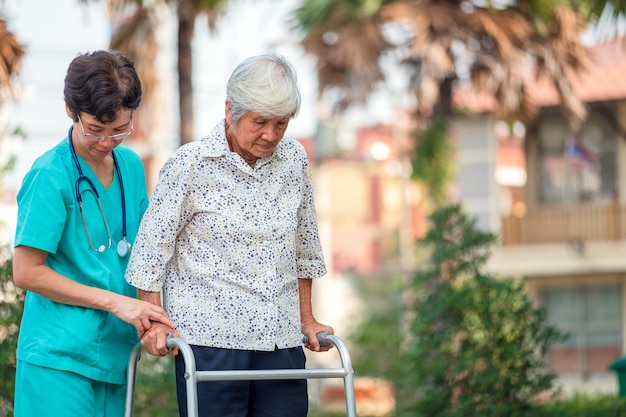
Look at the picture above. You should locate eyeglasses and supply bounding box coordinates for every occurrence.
[77,114,134,142]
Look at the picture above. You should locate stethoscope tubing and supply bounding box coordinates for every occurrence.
[68,125,129,256]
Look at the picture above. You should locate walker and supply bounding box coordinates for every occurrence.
[124,331,357,417]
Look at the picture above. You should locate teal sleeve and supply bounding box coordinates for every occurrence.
[15,164,72,254]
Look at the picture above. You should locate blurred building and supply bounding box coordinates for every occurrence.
[296,117,424,415]
[298,112,426,278]
[452,36,626,395]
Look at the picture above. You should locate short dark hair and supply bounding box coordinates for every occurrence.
[64,50,142,123]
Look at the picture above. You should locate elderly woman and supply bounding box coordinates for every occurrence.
[125,53,333,417]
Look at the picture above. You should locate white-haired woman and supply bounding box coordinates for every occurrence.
[126,53,333,417]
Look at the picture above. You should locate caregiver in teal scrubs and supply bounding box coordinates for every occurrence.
[12,50,174,417]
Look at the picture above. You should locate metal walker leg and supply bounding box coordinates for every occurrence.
[125,332,357,417]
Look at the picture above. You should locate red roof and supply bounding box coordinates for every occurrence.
[453,36,626,112]
[531,37,626,106]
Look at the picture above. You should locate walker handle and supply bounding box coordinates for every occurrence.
[302,330,333,346]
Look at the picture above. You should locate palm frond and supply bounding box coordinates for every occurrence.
[300,8,390,111]
[0,17,25,98]
[109,6,159,101]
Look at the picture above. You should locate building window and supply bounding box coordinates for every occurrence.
[537,109,617,204]
[542,284,622,376]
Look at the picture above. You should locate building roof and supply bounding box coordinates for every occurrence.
[453,36,626,113]
[532,37,626,106]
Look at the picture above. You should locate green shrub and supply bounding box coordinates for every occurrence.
[395,205,566,417]
[533,395,626,417]
[307,409,347,417]
[0,247,24,416]
[348,272,405,397]
[129,353,179,417]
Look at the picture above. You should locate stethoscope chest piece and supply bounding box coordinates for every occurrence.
[117,239,131,257]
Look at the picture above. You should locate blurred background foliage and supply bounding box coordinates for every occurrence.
[131,354,178,417]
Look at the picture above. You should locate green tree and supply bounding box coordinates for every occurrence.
[410,113,454,206]
[0,125,26,417]
[395,204,564,417]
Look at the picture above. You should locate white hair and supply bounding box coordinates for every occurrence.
[226,53,301,123]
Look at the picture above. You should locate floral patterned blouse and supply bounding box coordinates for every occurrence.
[125,120,327,351]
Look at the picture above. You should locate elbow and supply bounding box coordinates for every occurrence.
[12,245,44,291]
[13,270,27,290]
[12,261,29,290]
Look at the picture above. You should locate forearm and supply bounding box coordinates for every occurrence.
[137,289,177,356]
[298,278,335,352]
[13,246,122,312]
[298,278,314,324]
[13,245,175,334]
[138,289,163,307]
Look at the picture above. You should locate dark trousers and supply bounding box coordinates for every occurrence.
[175,345,308,417]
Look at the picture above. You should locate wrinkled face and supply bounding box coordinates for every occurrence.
[225,104,290,167]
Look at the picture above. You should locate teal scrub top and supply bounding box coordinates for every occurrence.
[14,137,149,385]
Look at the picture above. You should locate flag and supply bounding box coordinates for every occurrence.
[565,138,598,170]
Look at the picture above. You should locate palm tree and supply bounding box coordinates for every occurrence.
[0,15,25,188]
[175,0,227,145]
[383,1,593,129]
[108,5,160,104]
[295,0,393,112]
[0,15,24,414]
[0,17,24,101]
[294,0,626,205]
[97,0,227,147]
[295,0,626,131]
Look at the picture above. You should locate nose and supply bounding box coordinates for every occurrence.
[99,137,121,149]
[261,124,280,142]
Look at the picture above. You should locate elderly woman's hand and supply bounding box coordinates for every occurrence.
[141,322,180,357]
[301,320,335,352]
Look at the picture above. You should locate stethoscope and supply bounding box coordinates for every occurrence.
[68,126,131,257]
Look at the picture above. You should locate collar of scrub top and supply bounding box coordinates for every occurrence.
[67,125,131,257]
